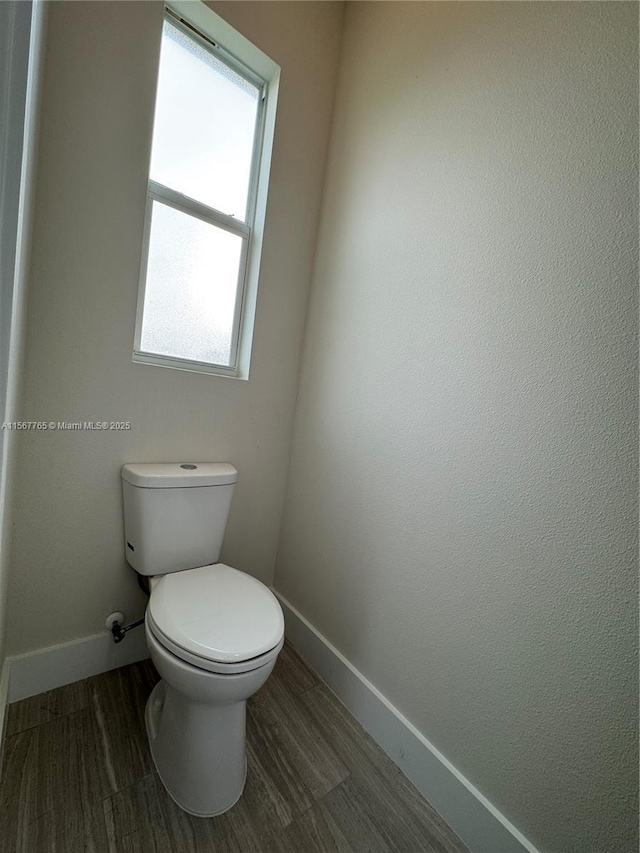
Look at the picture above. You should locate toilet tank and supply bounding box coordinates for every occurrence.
[121,463,237,576]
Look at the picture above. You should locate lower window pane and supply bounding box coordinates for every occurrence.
[140,201,244,367]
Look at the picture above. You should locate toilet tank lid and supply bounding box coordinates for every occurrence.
[121,463,237,488]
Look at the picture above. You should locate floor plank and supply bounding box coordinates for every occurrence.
[269,641,319,696]
[106,772,263,853]
[36,707,113,812]
[19,802,110,853]
[299,684,468,853]
[0,728,39,853]
[106,773,200,853]
[319,778,395,853]
[86,660,158,794]
[249,668,349,802]
[269,799,355,853]
[0,711,112,853]
[6,679,89,737]
[242,711,311,833]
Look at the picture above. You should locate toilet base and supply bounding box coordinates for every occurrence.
[144,620,282,817]
[145,679,247,817]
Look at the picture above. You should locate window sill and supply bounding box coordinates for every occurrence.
[132,350,247,380]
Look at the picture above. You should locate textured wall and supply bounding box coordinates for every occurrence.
[7,1,343,655]
[274,3,638,851]
[0,0,33,674]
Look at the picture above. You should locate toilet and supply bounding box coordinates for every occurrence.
[121,462,284,817]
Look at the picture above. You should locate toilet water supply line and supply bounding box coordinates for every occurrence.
[111,617,145,644]
[110,574,150,644]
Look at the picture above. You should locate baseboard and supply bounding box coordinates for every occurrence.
[274,591,539,853]
[7,626,149,703]
[0,658,10,775]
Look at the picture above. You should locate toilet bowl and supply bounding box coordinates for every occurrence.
[121,463,285,816]
[146,623,283,815]
[142,563,284,816]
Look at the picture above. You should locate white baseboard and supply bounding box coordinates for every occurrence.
[0,658,10,773]
[7,627,149,703]
[275,591,539,853]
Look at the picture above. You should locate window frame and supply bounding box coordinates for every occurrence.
[133,3,279,379]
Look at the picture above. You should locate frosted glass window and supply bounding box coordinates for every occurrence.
[140,201,243,367]
[150,19,260,220]
[134,6,278,378]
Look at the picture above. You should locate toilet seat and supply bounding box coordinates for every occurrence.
[147,617,284,674]
[147,563,284,674]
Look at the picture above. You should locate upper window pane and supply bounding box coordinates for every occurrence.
[150,19,260,220]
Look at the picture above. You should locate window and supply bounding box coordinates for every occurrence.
[134,3,279,378]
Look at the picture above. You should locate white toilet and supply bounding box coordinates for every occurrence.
[121,462,284,817]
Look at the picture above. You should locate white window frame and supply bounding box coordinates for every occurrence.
[133,2,280,379]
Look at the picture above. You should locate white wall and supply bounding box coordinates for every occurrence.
[0,0,30,678]
[7,1,344,656]
[275,3,638,852]
[0,0,44,724]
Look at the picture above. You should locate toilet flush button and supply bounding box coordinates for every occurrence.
[180,464,197,470]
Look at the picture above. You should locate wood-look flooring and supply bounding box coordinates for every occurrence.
[0,642,468,853]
